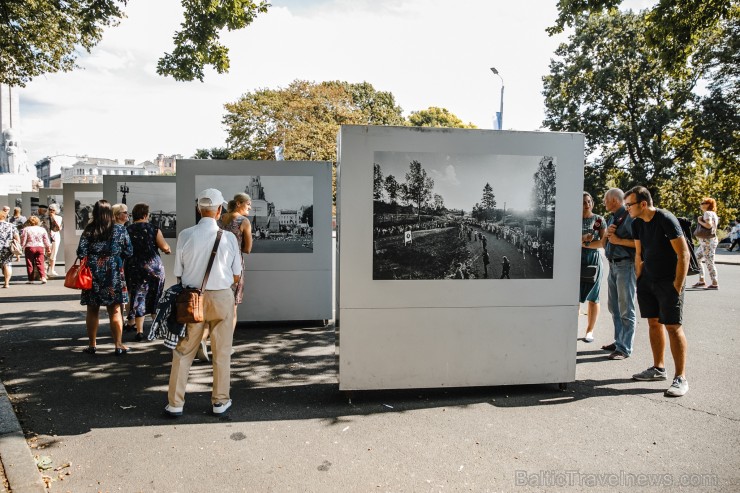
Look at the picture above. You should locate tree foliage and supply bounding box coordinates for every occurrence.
[384,175,400,204]
[543,10,698,202]
[408,107,477,129]
[373,163,384,200]
[548,0,734,70]
[192,147,231,159]
[0,0,270,86]
[544,7,739,225]
[532,157,557,226]
[481,183,496,210]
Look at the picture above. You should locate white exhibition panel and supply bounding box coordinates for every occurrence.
[62,184,103,273]
[176,160,333,322]
[7,194,21,211]
[339,306,575,390]
[337,125,585,390]
[20,191,37,217]
[102,176,178,287]
[0,195,7,209]
[38,188,66,265]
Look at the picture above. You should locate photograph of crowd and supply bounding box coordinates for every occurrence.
[195,175,314,253]
[117,182,177,238]
[373,152,556,280]
[74,191,102,232]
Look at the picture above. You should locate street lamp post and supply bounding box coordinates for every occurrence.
[490,67,504,130]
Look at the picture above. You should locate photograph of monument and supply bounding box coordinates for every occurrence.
[74,191,102,232]
[195,175,314,253]
[372,152,556,280]
[117,182,177,238]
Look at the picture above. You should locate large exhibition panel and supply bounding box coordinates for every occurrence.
[20,191,38,218]
[62,184,103,272]
[337,125,585,390]
[102,176,178,288]
[176,160,333,322]
[38,188,66,266]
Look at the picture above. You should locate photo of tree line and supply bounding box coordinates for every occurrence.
[372,153,556,280]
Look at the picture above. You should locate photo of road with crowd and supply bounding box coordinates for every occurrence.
[372,152,556,280]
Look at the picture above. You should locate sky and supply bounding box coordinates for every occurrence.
[16,0,655,167]
[375,151,546,211]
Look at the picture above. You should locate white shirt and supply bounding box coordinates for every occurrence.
[703,211,718,230]
[175,217,242,290]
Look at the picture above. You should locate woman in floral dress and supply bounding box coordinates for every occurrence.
[77,200,133,355]
[125,203,171,341]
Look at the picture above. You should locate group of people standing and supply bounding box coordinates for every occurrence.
[0,203,63,287]
[579,186,723,398]
[67,189,252,417]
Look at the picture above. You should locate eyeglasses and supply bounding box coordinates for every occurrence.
[701,201,710,205]
[624,202,638,209]
[119,211,129,216]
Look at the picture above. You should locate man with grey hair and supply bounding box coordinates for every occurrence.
[601,188,637,360]
[165,188,242,417]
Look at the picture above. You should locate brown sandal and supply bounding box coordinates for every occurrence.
[692,281,706,288]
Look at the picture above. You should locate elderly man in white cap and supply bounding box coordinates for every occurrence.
[165,188,242,417]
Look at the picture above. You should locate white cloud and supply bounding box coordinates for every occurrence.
[431,164,460,186]
[18,0,592,165]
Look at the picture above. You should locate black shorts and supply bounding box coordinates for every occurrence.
[636,276,683,325]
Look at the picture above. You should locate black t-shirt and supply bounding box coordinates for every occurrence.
[631,208,684,281]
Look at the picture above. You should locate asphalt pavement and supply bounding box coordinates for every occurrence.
[0,250,739,492]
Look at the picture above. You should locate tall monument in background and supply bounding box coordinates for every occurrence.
[0,84,34,193]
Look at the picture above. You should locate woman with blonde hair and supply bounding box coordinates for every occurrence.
[693,197,720,290]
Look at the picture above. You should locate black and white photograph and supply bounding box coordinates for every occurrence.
[74,191,102,232]
[116,182,177,238]
[195,175,314,253]
[373,152,556,280]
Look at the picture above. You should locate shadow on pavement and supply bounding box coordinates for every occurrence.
[0,310,661,439]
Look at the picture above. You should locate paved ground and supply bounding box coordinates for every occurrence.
[0,250,738,492]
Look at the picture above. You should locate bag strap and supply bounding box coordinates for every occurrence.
[200,230,223,291]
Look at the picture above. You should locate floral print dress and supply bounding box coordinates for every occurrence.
[77,224,132,306]
[125,222,166,318]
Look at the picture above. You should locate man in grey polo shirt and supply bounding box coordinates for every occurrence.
[601,188,637,360]
[165,188,242,417]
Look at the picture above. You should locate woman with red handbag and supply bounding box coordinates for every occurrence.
[77,200,133,355]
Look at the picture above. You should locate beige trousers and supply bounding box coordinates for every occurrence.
[168,289,235,407]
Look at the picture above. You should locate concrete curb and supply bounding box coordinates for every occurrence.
[0,384,45,493]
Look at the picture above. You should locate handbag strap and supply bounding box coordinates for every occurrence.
[200,230,223,291]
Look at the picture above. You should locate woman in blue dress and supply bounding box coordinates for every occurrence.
[125,203,171,341]
[580,192,606,343]
[77,200,133,355]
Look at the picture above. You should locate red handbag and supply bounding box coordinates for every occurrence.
[64,257,93,290]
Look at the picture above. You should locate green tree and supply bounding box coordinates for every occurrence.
[384,175,400,204]
[0,1,270,86]
[542,9,698,202]
[404,160,434,219]
[192,147,231,159]
[407,107,477,129]
[373,163,384,200]
[548,0,733,70]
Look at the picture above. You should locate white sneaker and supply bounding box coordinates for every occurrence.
[583,332,594,343]
[212,399,232,415]
[164,404,183,417]
[665,376,689,397]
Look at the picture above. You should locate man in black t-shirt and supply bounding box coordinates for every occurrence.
[626,186,690,397]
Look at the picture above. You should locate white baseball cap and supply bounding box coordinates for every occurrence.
[197,188,225,207]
